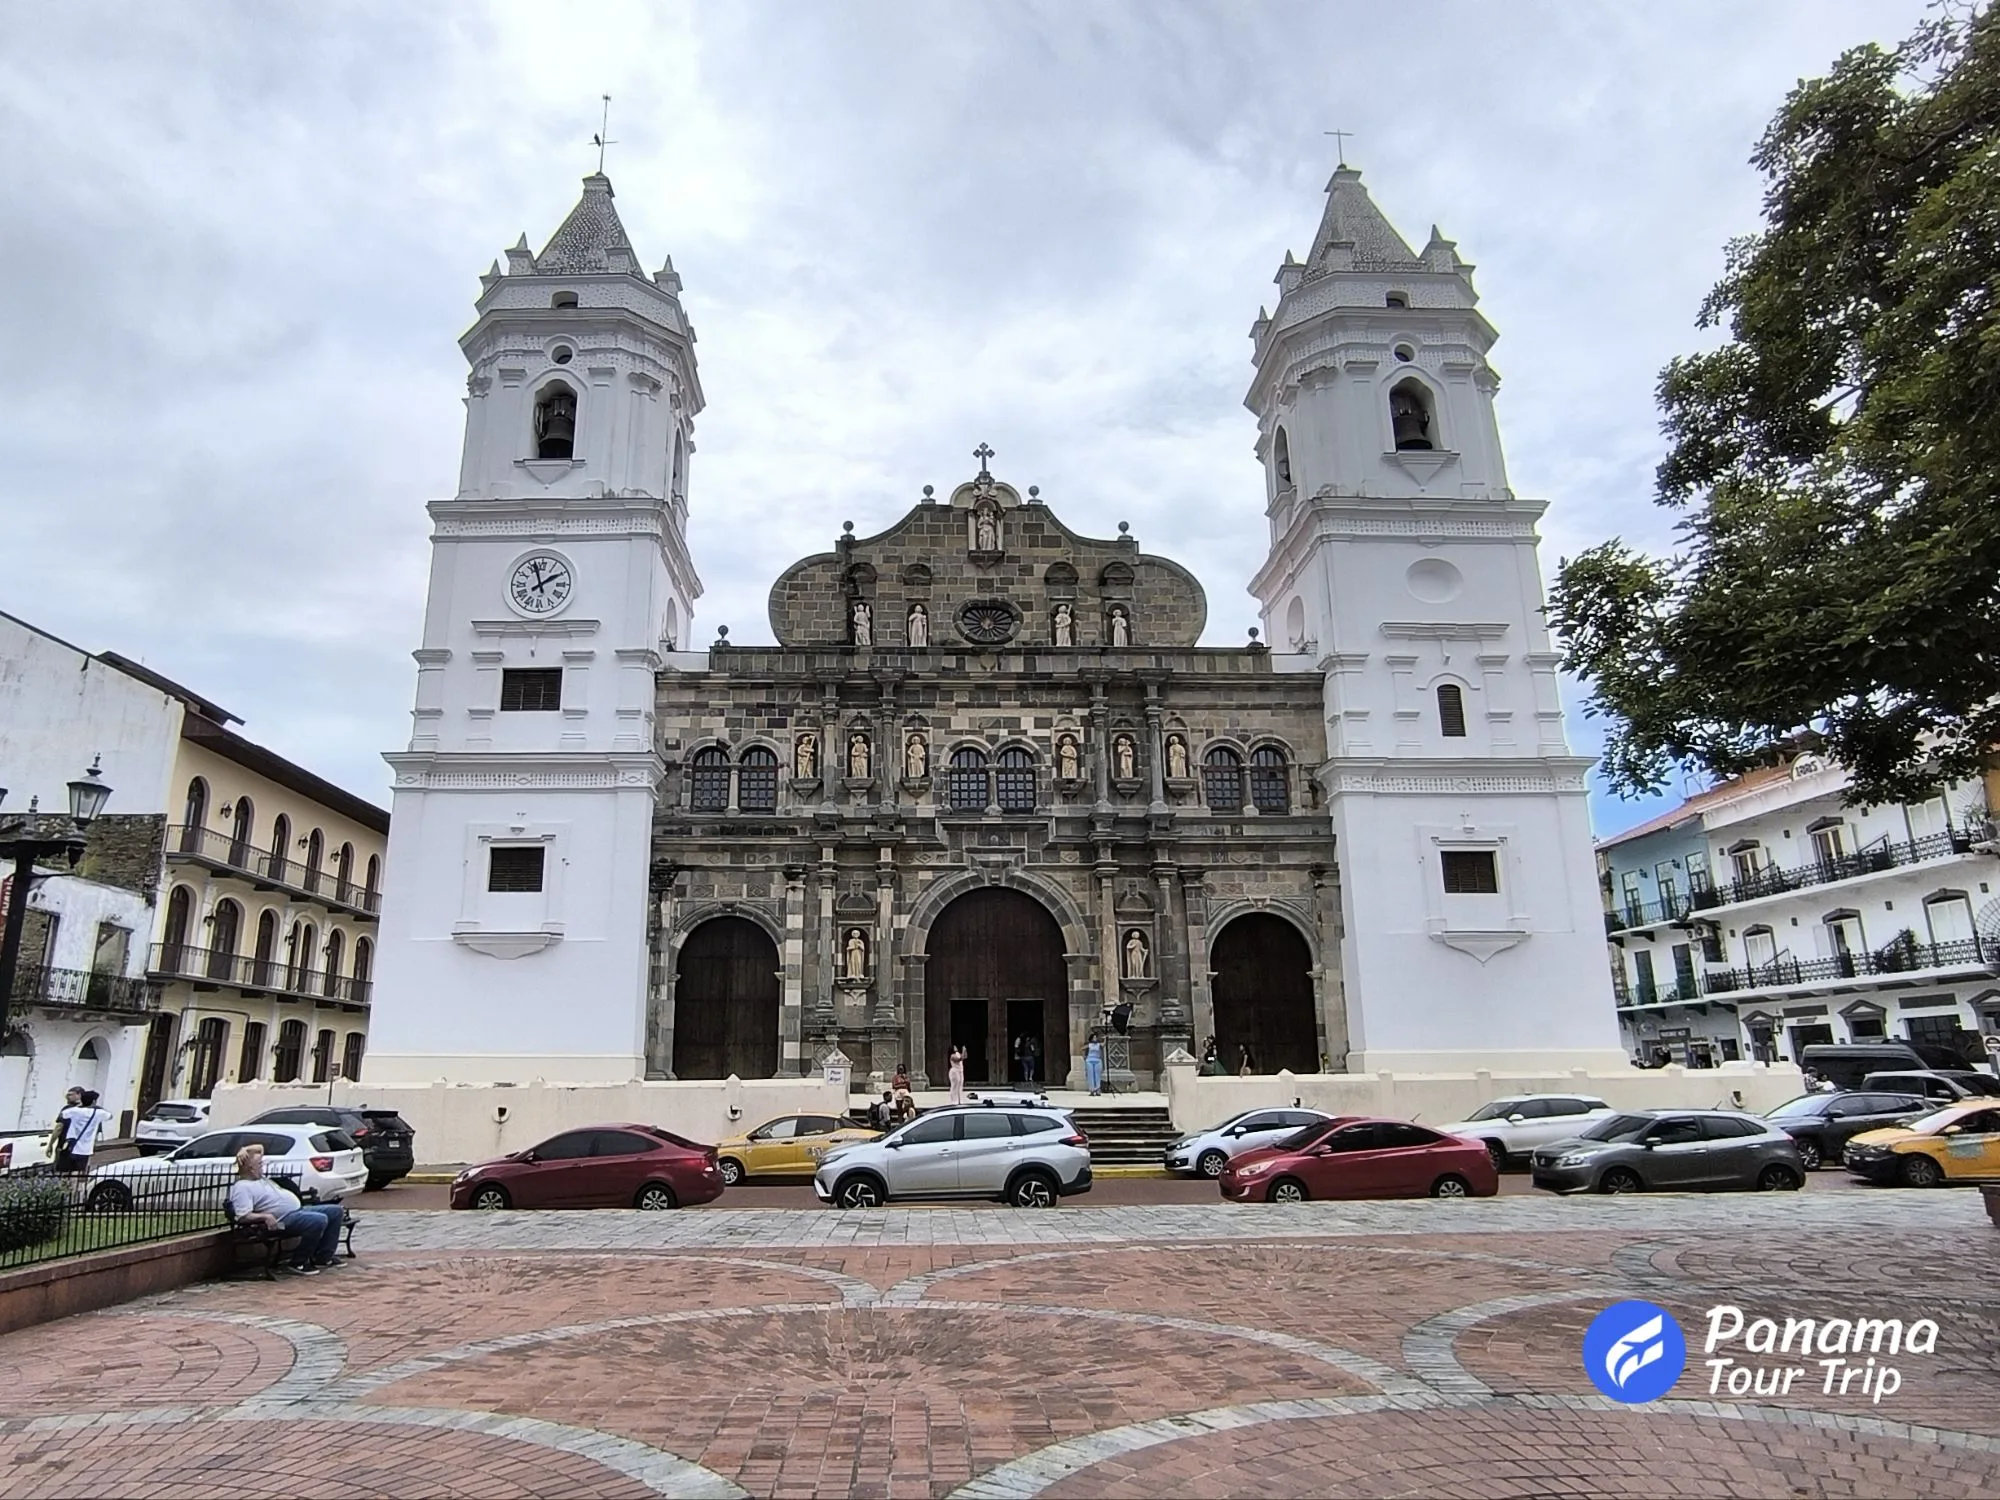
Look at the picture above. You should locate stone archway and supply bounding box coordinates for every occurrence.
[1210,913,1319,1075]
[672,916,780,1079]
[924,888,1069,1087]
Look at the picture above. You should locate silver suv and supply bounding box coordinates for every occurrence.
[814,1105,1091,1208]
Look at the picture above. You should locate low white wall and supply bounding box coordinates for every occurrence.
[210,1076,851,1165]
[1161,1061,1807,1133]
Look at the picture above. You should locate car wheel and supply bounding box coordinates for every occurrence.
[1007,1171,1059,1208]
[1899,1154,1945,1189]
[1431,1174,1472,1199]
[718,1157,745,1187]
[835,1176,884,1210]
[1483,1140,1508,1171]
[1756,1164,1801,1192]
[1266,1177,1309,1204]
[364,1173,391,1192]
[470,1184,510,1211]
[634,1182,678,1211]
[1196,1149,1228,1179]
[86,1181,132,1212]
[1597,1167,1643,1195]
[1794,1139,1822,1171]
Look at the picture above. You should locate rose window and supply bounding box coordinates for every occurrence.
[956,599,1020,645]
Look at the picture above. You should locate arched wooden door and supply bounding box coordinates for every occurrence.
[1210,914,1319,1075]
[673,917,780,1079]
[924,889,1068,1085]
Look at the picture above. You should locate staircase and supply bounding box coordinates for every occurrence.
[1069,1104,1178,1166]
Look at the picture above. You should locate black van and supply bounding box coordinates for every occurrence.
[1798,1042,1966,1092]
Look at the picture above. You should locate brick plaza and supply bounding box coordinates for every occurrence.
[2,1194,1996,1498]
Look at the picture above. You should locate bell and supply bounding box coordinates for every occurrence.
[535,392,577,459]
[1391,390,1433,451]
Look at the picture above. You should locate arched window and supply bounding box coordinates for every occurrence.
[291,921,318,992]
[738,746,779,812]
[1437,683,1467,738]
[363,854,381,912]
[311,1028,336,1084]
[179,778,208,853]
[305,829,325,893]
[688,747,731,811]
[947,747,989,811]
[188,1017,229,1099]
[550,290,579,309]
[268,814,291,883]
[336,842,355,903]
[351,936,373,1005]
[534,381,577,460]
[670,438,685,498]
[273,1019,306,1083]
[206,900,242,979]
[1390,378,1436,451]
[1386,291,1409,308]
[1250,746,1290,814]
[162,886,193,973]
[228,796,255,867]
[1273,426,1292,486]
[238,1021,266,1082]
[252,909,279,988]
[996,747,1037,813]
[323,930,345,997]
[1204,747,1245,813]
[340,1032,366,1083]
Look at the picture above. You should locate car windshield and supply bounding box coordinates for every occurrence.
[1766,1096,1828,1119]
[1275,1120,1338,1151]
[149,1104,202,1121]
[643,1126,705,1151]
[1577,1113,1657,1142]
[1462,1101,1521,1122]
[1908,1107,1971,1135]
[1203,1111,1254,1133]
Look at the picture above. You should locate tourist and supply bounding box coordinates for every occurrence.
[1199,1038,1224,1077]
[1084,1032,1105,1096]
[55,1089,115,1175]
[1237,1045,1256,1077]
[947,1046,967,1106]
[871,1090,895,1131]
[1024,1034,1040,1085]
[227,1144,348,1275]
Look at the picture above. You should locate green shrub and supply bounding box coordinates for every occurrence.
[0,1176,69,1254]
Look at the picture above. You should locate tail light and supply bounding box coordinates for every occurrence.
[310,1156,334,1171]
[352,1126,372,1138]
[1061,1133,1088,1147]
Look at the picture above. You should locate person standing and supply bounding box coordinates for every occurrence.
[228,1144,347,1274]
[947,1046,967,1106]
[1024,1034,1040,1086]
[1085,1033,1105,1096]
[1237,1045,1256,1078]
[56,1089,115,1175]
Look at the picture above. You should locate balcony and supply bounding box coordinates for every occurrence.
[148,942,372,1008]
[1697,936,1996,999]
[1687,830,1981,914]
[166,825,380,920]
[1605,894,1693,935]
[1617,976,1704,1011]
[12,964,163,1018]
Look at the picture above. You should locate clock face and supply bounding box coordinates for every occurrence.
[509,554,574,616]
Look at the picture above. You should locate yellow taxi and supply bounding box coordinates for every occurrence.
[1843,1099,2000,1187]
[715,1113,879,1185]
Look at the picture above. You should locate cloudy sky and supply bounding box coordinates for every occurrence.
[1,1,1929,836]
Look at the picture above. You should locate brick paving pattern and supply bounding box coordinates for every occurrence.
[1,1195,1995,1498]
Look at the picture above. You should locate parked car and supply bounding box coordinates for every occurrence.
[85,1124,366,1210]
[815,1105,1091,1208]
[1435,1094,1615,1169]
[1529,1110,1803,1195]
[714,1113,880,1185]
[1765,1091,1931,1169]
[1799,1042,1966,1091]
[963,1088,1056,1109]
[0,1131,55,1174]
[1218,1117,1498,1202]
[1843,1101,2000,1187]
[451,1124,724,1210]
[133,1100,210,1155]
[1859,1069,2000,1103]
[242,1105,417,1190]
[1164,1108,1334,1178]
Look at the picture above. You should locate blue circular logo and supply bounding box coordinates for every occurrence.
[1582,1300,1686,1403]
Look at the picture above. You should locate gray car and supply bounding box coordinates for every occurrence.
[1530,1109,1804,1195]
[814,1104,1092,1208]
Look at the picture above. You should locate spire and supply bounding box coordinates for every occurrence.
[1305,166,1419,273]
[534,173,639,275]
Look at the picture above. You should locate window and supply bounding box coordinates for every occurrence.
[738,746,779,813]
[188,1017,229,1098]
[1375,1124,1442,1149]
[500,668,562,712]
[1273,426,1292,486]
[1729,843,1763,886]
[336,842,355,902]
[1204,747,1245,812]
[947,747,989,811]
[750,1118,799,1141]
[207,901,242,978]
[90,921,129,978]
[305,829,324,893]
[551,291,579,309]
[228,796,255,867]
[1441,850,1498,894]
[1686,848,1711,893]
[898,1114,958,1146]
[161,887,192,973]
[273,1020,306,1083]
[592,1130,653,1156]
[322,930,345,997]
[1640,1117,1702,1146]
[311,1029,336,1084]
[1436,683,1467,738]
[363,854,381,908]
[238,1022,266,1082]
[1810,822,1847,866]
[1633,949,1657,1004]
[488,846,546,893]
[1386,291,1409,308]
[252,911,278,988]
[1925,893,1975,944]
[1654,860,1680,912]
[535,1131,597,1161]
[340,1032,365,1082]
[289,921,317,991]
[996,747,1036,813]
[1906,1014,1967,1052]
[1671,943,1696,997]
[268,815,291,883]
[961,1113,1013,1140]
[533,382,577,459]
[351,937,373,1003]
[1742,926,1777,971]
[1010,1113,1062,1135]
[179,778,209,853]
[1389,379,1435,451]
[1849,1013,1886,1039]
[688,748,731,811]
[1249,747,1289,814]
[1701,1115,1764,1140]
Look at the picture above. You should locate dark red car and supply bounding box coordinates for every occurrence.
[1218,1117,1498,1202]
[449,1123,725,1210]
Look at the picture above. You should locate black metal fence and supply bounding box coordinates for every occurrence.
[0,1169,232,1272]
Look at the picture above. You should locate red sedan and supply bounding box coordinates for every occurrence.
[449,1123,725,1210]
[1219,1117,1498,1202]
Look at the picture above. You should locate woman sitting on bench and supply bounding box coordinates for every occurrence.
[228,1144,349,1276]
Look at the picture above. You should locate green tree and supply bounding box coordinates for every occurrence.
[1550,6,2000,807]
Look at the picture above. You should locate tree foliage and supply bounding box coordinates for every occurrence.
[1549,6,2000,806]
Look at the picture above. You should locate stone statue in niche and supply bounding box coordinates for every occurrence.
[851,599,872,646]
[847,731,871,779]
[1107,606,1131,647]
[844,928,869,980]
[907,603,929,648]
[794,732,818,780]
[1056,733,1082,780]
[1113,734,1137,780]
[1165,733,1189,780]
[1051,602,1074,647]
[904,731,928,781]
[1123,928,1150,979]
[973,508,998,552]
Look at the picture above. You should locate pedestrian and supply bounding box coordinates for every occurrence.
[872,1090,895,1131]
[56,1089,115,1175]
[1012,1034,1026,1083]
[947,1046,967,1106]
[48,1086,81,1164]
[1200,1037,1223,1077]
[1237,1045,1255,1077]
[1024,1033,1039,1085]
[1085,1032,1105,1096]
[228,1144,348,1275]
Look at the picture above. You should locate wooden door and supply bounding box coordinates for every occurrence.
[137,1012,177,1114]
[925,889,1067,1085]
[673,917,780,1079]
[1210,914,1319,1076]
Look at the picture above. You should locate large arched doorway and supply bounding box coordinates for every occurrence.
[924,888,1068,1086]
[1210,913,1319,1075]
[673,917,780,1079]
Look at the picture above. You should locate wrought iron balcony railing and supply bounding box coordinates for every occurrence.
[1697,936,1994,997]
[148,942,371,1006]
[165,825,381,916]
[1687,830,1979,913]
[11,964,163,1017]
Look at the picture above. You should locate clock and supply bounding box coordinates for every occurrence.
[508,552,575,616]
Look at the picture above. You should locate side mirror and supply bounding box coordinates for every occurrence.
[1639,1138,1659,1150]
[1505,1114,1526,1125]
[521,1149,539,1164]
[885,1139,904,1150]
[1941,1125,1963,1136]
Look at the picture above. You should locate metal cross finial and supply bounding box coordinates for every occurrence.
[1324,128,1353,167]
[973,442,995,475]
[593,95,618,174]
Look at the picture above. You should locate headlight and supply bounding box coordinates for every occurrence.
[1236,1160,1275,1177]
[1555,1152,1595,1168]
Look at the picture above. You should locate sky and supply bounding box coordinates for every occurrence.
[0,1,1933,838]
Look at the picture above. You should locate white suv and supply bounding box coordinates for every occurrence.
[134,1099,211,1154]
[815,1105,1091,1208]
[1438,1094,1615,1168]
[1165,1108,1332,1178]
[85,1123,367,1210]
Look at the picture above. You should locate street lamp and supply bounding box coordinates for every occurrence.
[0,757,113,1041]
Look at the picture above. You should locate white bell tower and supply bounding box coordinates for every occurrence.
[366,173,703,1084]
[1247,166,1623,1073]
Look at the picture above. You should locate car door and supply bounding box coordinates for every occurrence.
[510,1130,598,1207]
[883,1112,961,1196]
[1696,1115,1766,1186]
[794,1115,847,1172]
[953,1111,1018,1193]
[1299,1123,1391,1199]
[1938,1107,2000,1180]
[1226,1111,1300,1159]
[742,1117,801,1176]
[584,1130,657,1207]
[1636,1115,1713,1187]
[1369,1123,1452,1196]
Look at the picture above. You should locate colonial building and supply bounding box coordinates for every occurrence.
[365,163,1625,1090]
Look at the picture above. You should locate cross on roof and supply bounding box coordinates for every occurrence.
[593,95,618,174]
[1324,128,1353,167]
[973,442,995,476]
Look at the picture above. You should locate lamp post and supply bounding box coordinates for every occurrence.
[0,758,113,1041]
